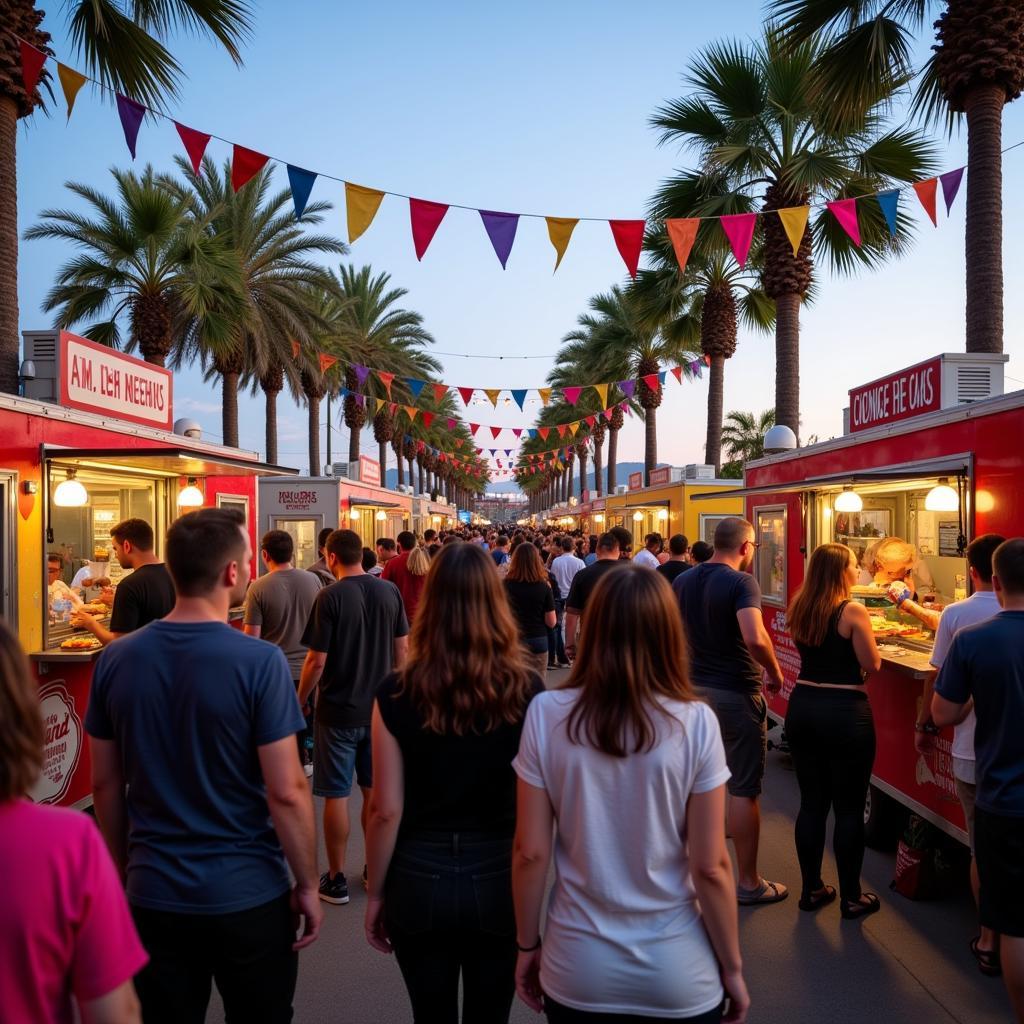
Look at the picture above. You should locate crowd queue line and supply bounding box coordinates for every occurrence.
[2,510,1024,1023]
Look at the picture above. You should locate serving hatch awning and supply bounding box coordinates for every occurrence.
[42,446,298,478]
[618,499,671,509]
[348,497,402,509]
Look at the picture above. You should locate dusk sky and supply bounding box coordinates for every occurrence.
[15,1,1024,481]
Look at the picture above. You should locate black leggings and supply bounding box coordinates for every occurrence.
[785,686,876,903]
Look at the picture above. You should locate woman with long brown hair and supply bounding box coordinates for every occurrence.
[512,566,748,1023]
[785,543,882,920]
[364,542,544,1023]
[504,542,558,677]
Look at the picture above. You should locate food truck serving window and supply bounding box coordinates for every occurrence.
[754,506,787,607]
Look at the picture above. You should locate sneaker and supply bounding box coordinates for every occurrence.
[303,762,313,778]
[557,661,571,669]
[362,865,368,891]
[547,664,558,672]
[319,871,349,905]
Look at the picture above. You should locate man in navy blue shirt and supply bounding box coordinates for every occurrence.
[87,507,321,1024]
[934,537,1024,1021]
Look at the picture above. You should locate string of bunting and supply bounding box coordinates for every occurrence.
[20,41,966,279]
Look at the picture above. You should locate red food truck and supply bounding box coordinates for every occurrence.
[5,330,295,810]
[696,352,1017,846]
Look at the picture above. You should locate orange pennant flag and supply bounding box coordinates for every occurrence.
[57,64,87,120]
[776,207,810,257]
[666,218,700,275]
[545,217,579,272]
[290,339,301,359]
[403,405,417,422]
[318,353,337,374]
[913,178,938,227]
[537,387,552,406]
[377,371,394,397]
[557,424,567,438]
[568,421,580,437]
[345,182,386,242]
[484,389,501,407]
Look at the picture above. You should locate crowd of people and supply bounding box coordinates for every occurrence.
[2,511,1023,1023]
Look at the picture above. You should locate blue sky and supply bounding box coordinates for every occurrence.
[15,0,1024,481]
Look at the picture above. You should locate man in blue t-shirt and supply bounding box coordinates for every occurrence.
[86,507,321,1024]
[934,537,1024,1019]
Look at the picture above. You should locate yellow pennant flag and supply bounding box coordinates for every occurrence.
[545,217,579,272]
[776,206,810,258]
[345,182,385,243]
[484,388,501,407]
[403,405,417,422]
[58,64,87,120]
[593,383,609,408]
[537,387,552,406]
[375,398,385,414]
[568,421,580,437]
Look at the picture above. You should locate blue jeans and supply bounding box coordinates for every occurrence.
[385,833,516,1023]
[549,600,566,665]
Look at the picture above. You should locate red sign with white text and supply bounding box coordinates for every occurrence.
[358,455,381,487]
[649,466,672,486]
[60,331,173,430]
[848,357,941,433]
[628,471,643,491]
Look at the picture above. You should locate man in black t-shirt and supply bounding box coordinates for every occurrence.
[299,529,409,906]
[657,534,691,585]
[71,518,175,645]
[563,531,626,661]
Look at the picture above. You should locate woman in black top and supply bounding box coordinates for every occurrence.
[786,544,883,920]
[504,543,557,678]
[365,543,543,1024]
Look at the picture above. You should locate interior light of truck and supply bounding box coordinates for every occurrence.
[925,479,959,512]
[53,469,88,507]
[834,487,863,513]
[177,478,204,507]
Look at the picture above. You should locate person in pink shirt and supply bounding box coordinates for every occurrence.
[0,619,147,1024]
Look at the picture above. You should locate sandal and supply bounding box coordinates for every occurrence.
[737,878,789,906]
[970,936,1002,977]
[840,892,881,920]
[798,885,836,912]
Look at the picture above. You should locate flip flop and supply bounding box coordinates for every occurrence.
[970,936,1002,977]
[738,878,789,906]
[798,885,836,912]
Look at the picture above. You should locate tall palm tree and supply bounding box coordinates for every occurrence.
[651,32,937,436]
[1,0,253,394]
[26,165,243,365]
[721,408,777,466]
[770,0,1024,356]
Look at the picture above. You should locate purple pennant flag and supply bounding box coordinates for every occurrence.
[354,364,370,388]
[479,210,520,269]
[690,359,701,374]
[354,393,365,407]
[940,167,965,214]
[116,94,146,159]
[617,379,636,399]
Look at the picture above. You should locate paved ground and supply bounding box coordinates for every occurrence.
[210,671,1014,1023]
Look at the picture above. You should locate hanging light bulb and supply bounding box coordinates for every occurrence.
[657,508,669,521]
[834,487,863,513]
[925,478,959,512]
[177,477,204,507]
[350,507,362,519]
[53,468,88,507]
[633,511,644,522]
[593,513,605,524]
[375,510,388,521]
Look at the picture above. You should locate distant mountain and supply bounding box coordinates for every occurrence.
[385,463,662,495]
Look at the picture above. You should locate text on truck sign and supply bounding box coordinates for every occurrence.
[848,357,941,433]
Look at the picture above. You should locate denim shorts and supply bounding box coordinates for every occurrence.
[313,724,372,798]
[695,687,767,798]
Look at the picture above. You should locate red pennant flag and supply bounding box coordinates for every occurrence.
[608,219,645,279]
[318,353,337,374]
[410,198,449,260]
[458,387,474,405]
[469,423,480,434]
[388,402,397,415]
[432,382,448,404]
[538,427,551,441]
[557,424,567,437]
[20,42,47,95]
[585,415,596,427]
[377,371,394,397]
[416,440,425,453]
[720,213,757,267]
[421,412,434,428]
[603,407,614,421]
[704,354,711,366]
[476,448,484,455]
[290,339,301,359]
[913,178,938,227]
[490,426,502,440]
[231,145,269,191]
[642,373,660,393]
[512,428,523,438]
[671,365,683,383]
[175,123,211,175]
[666,218,700,275]
[455,439,464,448]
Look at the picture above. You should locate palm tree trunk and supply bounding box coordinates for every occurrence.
[0,97,19,394]
[348,422,360,462]
[578,452,588,498]
[592,437,603,497]
[705,355,725,473]
[775,292,801,439]
[408,456,415,485]
[378,440,388,484]
[396,452,404,488]
[417,461,424,495]
[964,84,1004,354]
[644,408,657,486]
[308,394,321,475]
[264,387,280,464]
[607,427,619,493]
[222,372,240,448]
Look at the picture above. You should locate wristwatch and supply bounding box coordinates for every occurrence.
[914,721,940,736]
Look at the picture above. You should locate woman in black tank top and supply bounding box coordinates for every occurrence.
[786,544,883,920]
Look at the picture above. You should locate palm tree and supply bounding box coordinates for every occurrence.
[651,32,937,436]
[1,0,253,394]
[26,165,243,366]
[720,409,776,476]
[770,0,1024,356]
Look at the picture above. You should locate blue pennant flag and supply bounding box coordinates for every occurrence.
[528,428,538,439]
[339,387,350,398]
[406,378,426,399]
[510,389,527,410]
[489,448,497,457]
[287,165,317,219]
[877,189,899,237]
[658,371,667,384]
[504,449,512,457]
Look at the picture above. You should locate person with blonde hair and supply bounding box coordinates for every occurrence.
[0,618,148,1023]
[786,543,882,920]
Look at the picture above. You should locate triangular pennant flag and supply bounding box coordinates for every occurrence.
[609,219,645,279]
[513,428,523,438]
[469,423,481,434]
[403,406,418,422]
[510,389,527,411]
[562,386,583,406]
[603,407,614,421]
[568,422,580,437]
[490,427,502,440]
[287,166,317,219]
[505,449,513,457]
[377,371,394,398]
[484,389,501,407]
[592,383,609,408]
[458,387,474,406]
[57,64,87,120]
[666,218,700,275]
[670,365,683,384]
[290,339,301,359]
[232,145,269,191]
[345,182,386,242]
[455,438,464,448]
[354,365,370,389]
[489,449,497,457]
[720,213,757,267]
[389,403,397,415]
[659,371,667,384]
[704,354,711,366]
[557,424,567,438]
[375,398,385,414]
[175,122,211,174]
[642,373,660,393]
[538,427,551,441]
[940,168,964,214]
[617,379,636,399]
[406,378,426,399]
[545,217,578,272]
[318,353,337,373]
[20,42,47,95]
[421,412,434,429]
[913,178,938,227]
[776,207,810,258]
[826,198,861,246]
[585,414,596,427]
[537,387,552,406]
[339,388,350,399]
[447,417,457,431]
[354,393,365,408]
[432,383,448,404]
[409,198,449,260]
[876,189,900,237]
[479,210,520,269]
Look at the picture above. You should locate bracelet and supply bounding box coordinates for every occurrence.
[517,937,542,952]
[914,721,940,735]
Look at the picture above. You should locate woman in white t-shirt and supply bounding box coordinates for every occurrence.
[512,565,749,1023]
